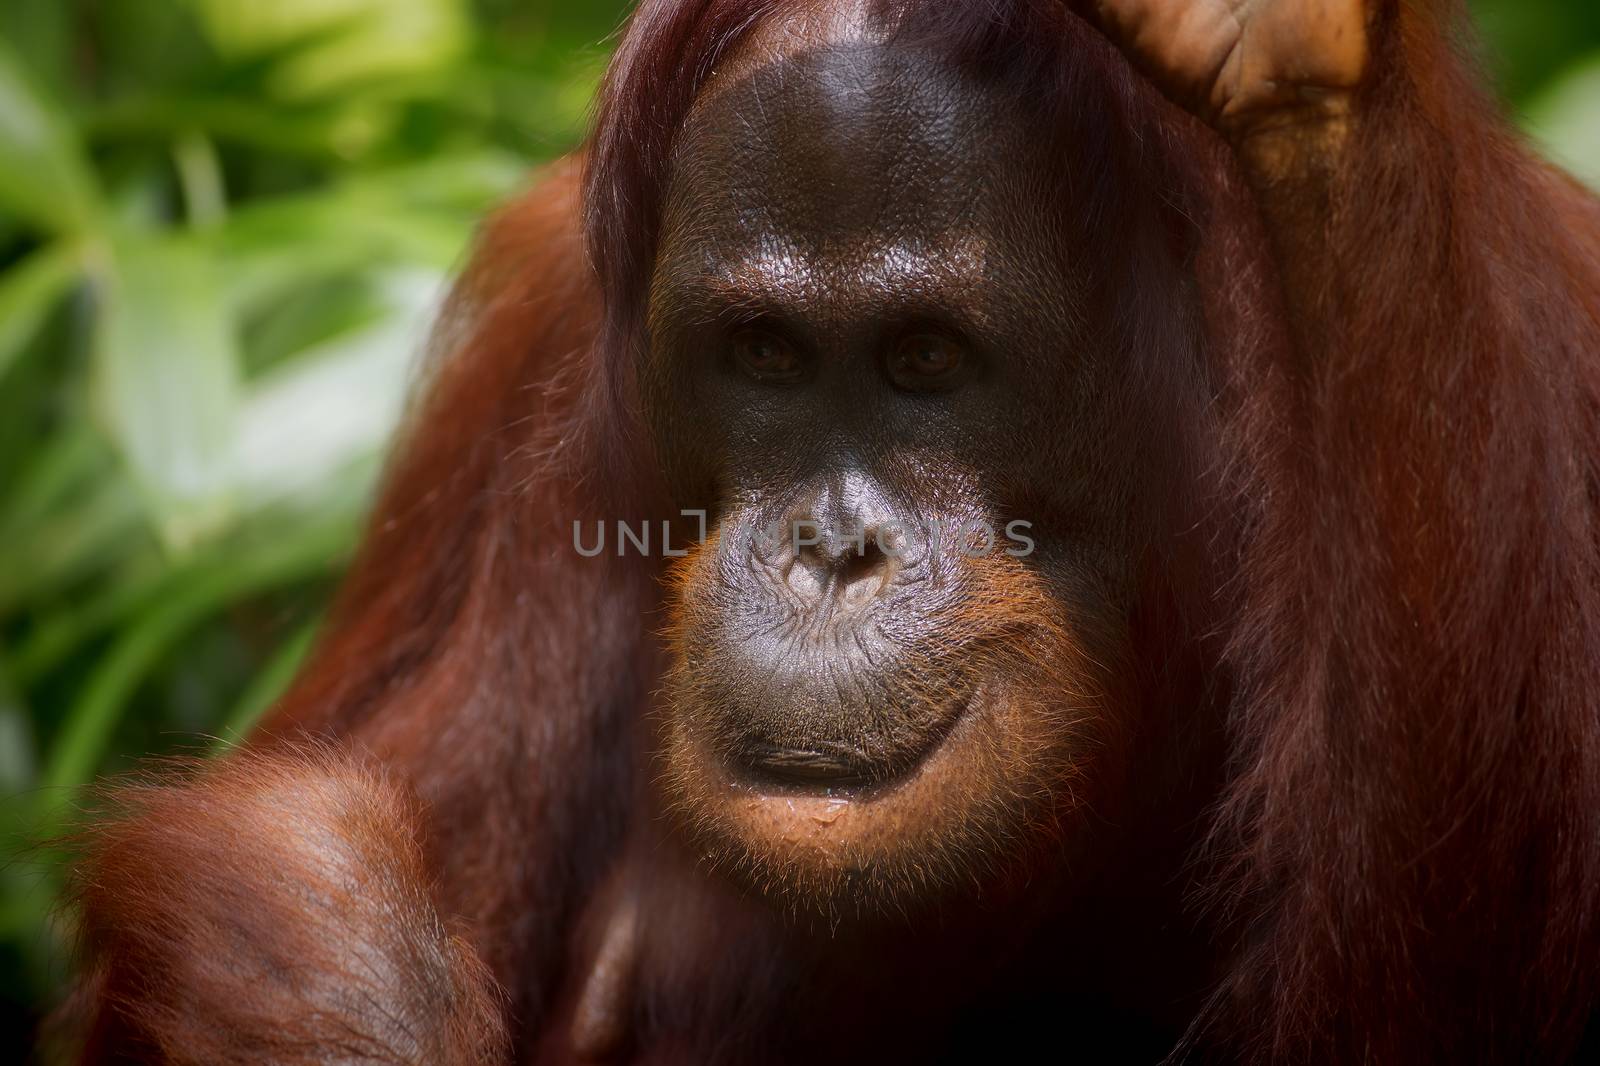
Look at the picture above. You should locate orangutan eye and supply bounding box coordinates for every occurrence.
[731,329,804,384]
[887,333,967,391]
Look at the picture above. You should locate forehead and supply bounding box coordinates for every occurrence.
[658,44,1052,275]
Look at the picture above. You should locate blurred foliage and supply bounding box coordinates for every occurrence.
[0,0,630,1050]
[0,0,1595,1054]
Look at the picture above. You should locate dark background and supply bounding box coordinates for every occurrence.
[0,0,1594,1057]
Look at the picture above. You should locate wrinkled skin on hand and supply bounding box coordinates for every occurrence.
[1075,0,1370,148]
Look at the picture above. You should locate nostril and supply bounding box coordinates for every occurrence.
[839,541,891,607]
[780,529,895,607]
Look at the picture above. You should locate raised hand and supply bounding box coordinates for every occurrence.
[1072,0,1371,154]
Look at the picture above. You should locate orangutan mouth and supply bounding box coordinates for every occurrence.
[727,691,975,793]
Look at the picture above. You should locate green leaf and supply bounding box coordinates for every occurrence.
[213,615,322,748]
[231,266,434,511]
[0,424,106,541]
[40,514,352,794]
[188,0,469,100]
[91,235,242,550]
[0,37,100,233]
[0,660,35,793]
[0,242,81,384]
[216,189,473,305]
[1525,53,1600,191]
[0,477,145,614]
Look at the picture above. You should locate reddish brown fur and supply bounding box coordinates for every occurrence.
[60,2,1600,1063]
[69,749,506,1064]
[1196,5,1600,1058]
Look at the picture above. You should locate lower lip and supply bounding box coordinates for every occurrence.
[739,748,877,788]
[728,691,975,797]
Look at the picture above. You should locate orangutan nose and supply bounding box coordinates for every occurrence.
[784,524,898,607]
[776,473,904,609]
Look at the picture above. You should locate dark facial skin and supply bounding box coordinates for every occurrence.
[644,41,1177,911]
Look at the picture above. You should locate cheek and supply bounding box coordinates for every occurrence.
[640,388,717,509]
